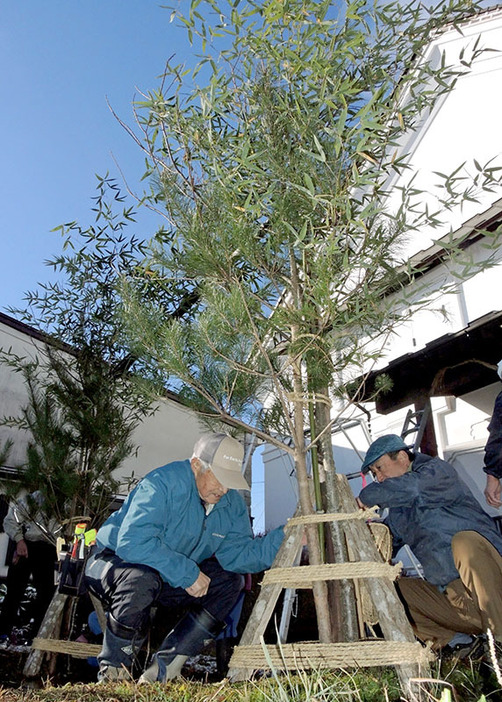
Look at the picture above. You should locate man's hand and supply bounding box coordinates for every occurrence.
[12,538,28,564]
[185,571,210,598]
[484,474,502,508]
[16,539,28,558]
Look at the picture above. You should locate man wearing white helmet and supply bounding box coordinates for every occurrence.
[85,433,284,683]
[483,359,502,508]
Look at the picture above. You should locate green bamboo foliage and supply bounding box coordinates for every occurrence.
[119,0,502,637]
[123,0,500,438]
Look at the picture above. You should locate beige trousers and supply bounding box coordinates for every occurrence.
[396,530,502,649]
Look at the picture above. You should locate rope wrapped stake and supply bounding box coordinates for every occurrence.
[230,640,434,671]
[262,561,401,588]
[285,506,380,528]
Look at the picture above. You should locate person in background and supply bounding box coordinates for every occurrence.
[0,491,58,644]
[85,433,284,684]
[0,494,8,530]
[357,434,502,651]
[483,359,502,509]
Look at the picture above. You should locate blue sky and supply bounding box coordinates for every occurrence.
[0,1,190,313]
[1,1,266,530]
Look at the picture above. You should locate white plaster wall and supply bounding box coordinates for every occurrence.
[446,449,498,517]
[385,8,502,255]
[432,383,501,451]
[351,245,502,381]
[118,398,208,485]
[462,262,502,321]
[0,315,212,495]
[262,443,298,531]
[0,320,43,466]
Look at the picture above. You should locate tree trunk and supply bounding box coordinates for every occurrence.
[316,397,359,642]
[291,361,332,643]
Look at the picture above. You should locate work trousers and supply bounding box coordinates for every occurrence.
[85,548,244,635]
[397,530,502,649]
[0,540,56,637]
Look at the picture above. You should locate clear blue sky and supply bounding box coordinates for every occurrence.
[0,1,266,531]
[0,1,190,313]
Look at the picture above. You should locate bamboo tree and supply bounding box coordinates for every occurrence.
[120,0,502,638]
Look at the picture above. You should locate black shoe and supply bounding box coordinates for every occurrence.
[443,635,486,661]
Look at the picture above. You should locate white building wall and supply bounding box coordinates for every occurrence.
[0,319,42,467]
[119,398,208,483]
[0,314,210,492]
[261,8,502,530]
[359,243,502,378]
[385,7,502,255]
[262,444,298,531]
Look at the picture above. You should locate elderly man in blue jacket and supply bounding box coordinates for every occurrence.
[357,434,502,651]
[85,433,284,683]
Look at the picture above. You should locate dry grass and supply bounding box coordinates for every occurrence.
[0,657,500,702]
[0,670,399,702]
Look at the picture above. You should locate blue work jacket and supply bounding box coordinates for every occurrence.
[359,453,502,587]
[96,460,284,589]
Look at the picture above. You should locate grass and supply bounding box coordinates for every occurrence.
[0,662,500,702]
[0,672,399,702]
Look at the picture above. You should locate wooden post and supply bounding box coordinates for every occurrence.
[335,474,427,700]
[23,592,68,677]
[228,514,305,682]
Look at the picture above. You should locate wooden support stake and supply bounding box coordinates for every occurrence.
[335,474,428,700]
[23,592,68,678]
[229,477,429,702]
[228,510,304,682]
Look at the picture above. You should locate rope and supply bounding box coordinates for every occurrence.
[367,522,392,560]
[285,392,331,406]
[262,561,401,587]
[32,637,101,659]
[230,640,433,670]
[286,507,379,527]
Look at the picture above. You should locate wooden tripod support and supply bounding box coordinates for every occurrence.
[228,474,432,700]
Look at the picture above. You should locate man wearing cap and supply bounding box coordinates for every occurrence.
[357,434,502,650]
[483,359,502,508]
[84,433,284,683]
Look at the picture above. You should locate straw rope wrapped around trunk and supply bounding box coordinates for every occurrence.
[262,560,401,587]
[31,637,102,659]
[231,640,434,671]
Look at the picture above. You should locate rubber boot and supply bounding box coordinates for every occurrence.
[98,614,144,683]
[139,607,224,683]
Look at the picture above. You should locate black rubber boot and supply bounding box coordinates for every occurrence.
[139,607,224,683]
[98,613,145,682]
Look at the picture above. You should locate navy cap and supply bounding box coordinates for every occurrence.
[361,434,408,473]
